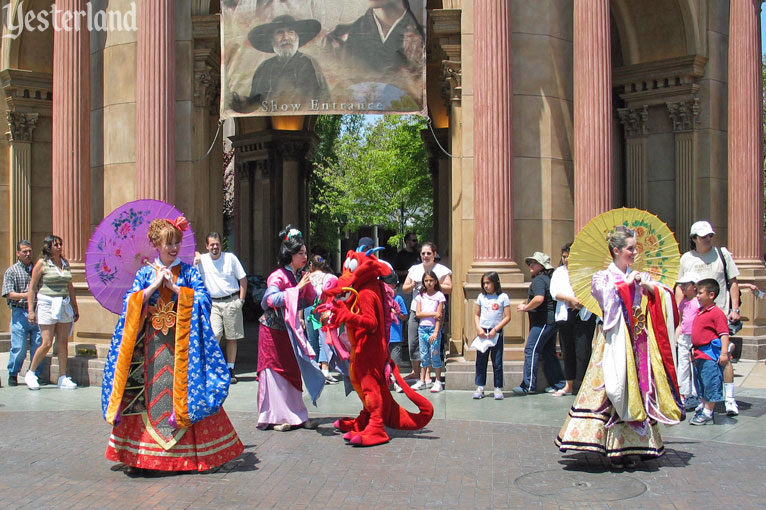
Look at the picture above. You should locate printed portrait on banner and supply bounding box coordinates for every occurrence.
[220,0,426,117]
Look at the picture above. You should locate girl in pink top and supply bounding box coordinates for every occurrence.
[411,271,446,392]
[676,273,700,406]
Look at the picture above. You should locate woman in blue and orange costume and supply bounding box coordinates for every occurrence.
[257,225,325,431]
[101,217,243,475]
[555,226,684,469]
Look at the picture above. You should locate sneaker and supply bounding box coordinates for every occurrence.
[25,371,40,390]
[430,380,443,393]
[273,423,292,432]
[8,375,18,387]
[725,398,739,416]
[229,369,238,385]
[512,386,529,396]
[689,412,715,425]
[472,386,485,399]
[425,377,433,388]
[393,382,403,393]
[57,375,77,390]
[544,386,557,393]
[410,380,425,391]
[683,396,701,411]
[494,388,504,400]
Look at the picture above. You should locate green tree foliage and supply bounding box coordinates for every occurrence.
[310,115,433,249]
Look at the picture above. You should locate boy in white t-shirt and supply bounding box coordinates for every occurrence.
[472,272,511,400]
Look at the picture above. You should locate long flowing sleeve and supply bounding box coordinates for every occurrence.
[592,270,623,331]
[177,264,230,424]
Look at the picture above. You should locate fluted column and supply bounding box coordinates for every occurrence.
[728,0,764,265]
[472,0,514,268]
[137,1,175,202]
[616,106,648,209]
[52,0,90,263]
[6,112,38,262]
[667,99,700,241]
[574,0,612,231]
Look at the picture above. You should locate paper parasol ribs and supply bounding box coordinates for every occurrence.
[85,199,197,314]
[568,208,680,317]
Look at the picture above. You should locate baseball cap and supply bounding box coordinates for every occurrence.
[677,272,700,284]
[358,236,374,250]
[689,221,714,238]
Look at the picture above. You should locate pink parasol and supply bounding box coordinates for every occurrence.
[85,199,197,314]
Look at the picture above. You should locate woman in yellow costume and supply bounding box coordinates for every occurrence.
[555,226,684,468]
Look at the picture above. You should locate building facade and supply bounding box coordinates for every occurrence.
[1,0,764,383]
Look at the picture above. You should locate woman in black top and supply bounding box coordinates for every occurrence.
[512,252,565,395]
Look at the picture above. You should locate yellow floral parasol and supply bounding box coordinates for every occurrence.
[568,208,680,317]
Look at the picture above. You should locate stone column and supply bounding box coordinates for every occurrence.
[136,1,175,202]
[574,0,612,230]
[616,106,648,209]
[667,99,700,240]
[728,0,764,268]
[52,0,90,263]
[472,0,516,272]
[6,112,38,261]
[422,128,450,258]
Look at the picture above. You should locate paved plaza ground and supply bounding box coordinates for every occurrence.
[2,355,766,509]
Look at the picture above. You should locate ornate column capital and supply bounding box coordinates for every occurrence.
[666,98,700,132]
[616,105,648,138]
[441,60,462,105]
[193,15,221,112]
[5,111,39,142]
[193,65,220,110]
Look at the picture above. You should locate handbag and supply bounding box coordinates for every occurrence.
[717,247,742,335]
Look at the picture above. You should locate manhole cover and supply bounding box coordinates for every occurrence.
[515,470,647,502]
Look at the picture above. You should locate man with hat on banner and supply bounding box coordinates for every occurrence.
[231,14,330,112]
[513,252,565,395]
[676,220,741,416]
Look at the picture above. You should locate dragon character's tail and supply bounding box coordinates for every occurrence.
[386,360,434,430]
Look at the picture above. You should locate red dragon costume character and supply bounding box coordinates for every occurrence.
[318,248,433,447]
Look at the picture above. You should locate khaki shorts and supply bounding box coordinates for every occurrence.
[210,297,245,340]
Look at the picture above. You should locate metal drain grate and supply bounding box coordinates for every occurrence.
[515,470,647,502]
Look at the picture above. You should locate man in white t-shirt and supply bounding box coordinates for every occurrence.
[675,220,740,416]
[195,233,248,384]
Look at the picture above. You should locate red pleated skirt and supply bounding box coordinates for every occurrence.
[106,409,244,472]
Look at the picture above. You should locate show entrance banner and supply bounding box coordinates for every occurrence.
[220,0,426,118]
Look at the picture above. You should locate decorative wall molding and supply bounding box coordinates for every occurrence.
[193,15,221,112]
[429,8,461,106]
[614,55,707,106]
[0,69,53,115]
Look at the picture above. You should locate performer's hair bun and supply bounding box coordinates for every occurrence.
[148,219,183,247]
[278,224,304,266]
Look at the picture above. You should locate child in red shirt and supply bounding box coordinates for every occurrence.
[689,278,730,425]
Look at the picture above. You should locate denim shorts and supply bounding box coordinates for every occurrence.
[693,357,723,403]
